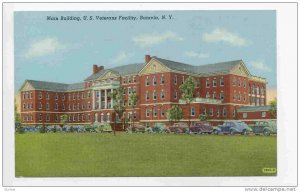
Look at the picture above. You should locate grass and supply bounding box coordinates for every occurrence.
[15,133,276,177]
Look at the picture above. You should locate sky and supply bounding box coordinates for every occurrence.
[14,11,276,101]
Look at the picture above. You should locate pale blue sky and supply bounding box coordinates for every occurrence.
[14,11,276,92]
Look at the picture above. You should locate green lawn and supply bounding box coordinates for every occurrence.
[15,133,276,177]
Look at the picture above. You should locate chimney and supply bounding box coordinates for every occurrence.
[93,65,104,74]
[145,55,151,63]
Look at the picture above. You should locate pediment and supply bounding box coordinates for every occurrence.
[230,62,251,77]
[97,70,120,80]
[20,82,35,91]
[139,59,170,75]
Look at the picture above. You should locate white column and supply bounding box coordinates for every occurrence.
[92,90,95,109]
[111,88,113,108]
[99,90,101,109]
[105,89,107,109]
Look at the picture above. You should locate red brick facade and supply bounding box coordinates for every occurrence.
[19,55,273,128]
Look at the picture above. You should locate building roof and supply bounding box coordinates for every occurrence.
[22,80,84,91]
[237,106,271,112]
[154,57,243,75]
[85,63,145,81]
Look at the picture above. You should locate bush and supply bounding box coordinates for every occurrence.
[16,126,25,134]
[39,125,46,133]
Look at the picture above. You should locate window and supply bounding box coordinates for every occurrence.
[146,108,150,117]
[82,103,85,109]
[206,79,210,87]
[146,77,150,86]
[69,115,72,122]
[46,93,50,100]
[257,87,260,95]
[96,91,100,98]
[55,115,59,121]
[88,102,91,109]
[233,109,236,117]
[128,87,131,95]
[202,108,206,115]
[244,93,246,102]
[62,104,65,110]
[238,78,241,87]
[30,92,32,99]
[220,78,224,86]
[27,103,30,109]
[191,107,195,116]
[244,79,246,88]
[146,91,150,101]
[223,108,227,117]
[153,109,157,117]
[161,75,165,84]
[262,111,266,117]
[161,109,165,117]
[88,91,91,98]
[153,91,157,100]
[123,78,126,84]
[209,108,213,116]
[23,103,26,109]
[55,103,58,110]
[128,76,131,84]
[174,91,177,99]
[220,92,224,101]
[238,92,241,101]
[256,98,260,106]
[39,92,42,99]
[213,92,217,99]
[46,103,49,110]
[217,109,220,117]
[55,93,58,100]
[82,92,85,99]
[213,79,217,87]
[73,115,76,121]
[196,80,200,88]
[233,91,236,100]
[153,76,157,85]
[38,102,42,109]
[174,75,177,85]
[161,91,165,100]
[23,93,26,99]
[123,88,126,95]
[133,87,136,94]
[181,76,185,84]
[206,92,210,99]
[46,114,50,121]
[232,77,236,86]
[73,93,76,100]
[88,113,91,121]
[261,98,265,106]
[133,76,136,83]
[77,103,80,110]
[243,113,247,118]
[82,114,85,121]
[39,114,42,121]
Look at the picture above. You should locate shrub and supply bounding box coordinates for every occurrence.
[39,125,46,133]
[16,126,25,134]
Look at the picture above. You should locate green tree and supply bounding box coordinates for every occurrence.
[60,114,68,127]
[128,92,138,128]
[167,105,183,124]
[111,86,126,136]
[269,98,277,119]
[199,114,209,122]
[179,76,196,129]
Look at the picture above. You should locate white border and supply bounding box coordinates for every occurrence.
[2,2,298,187]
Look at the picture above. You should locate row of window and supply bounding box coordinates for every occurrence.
[145,90,167,101]
[37,91,92,100]
[249,85,265,95]
[38,102,92,111]
[145,75,165,86]
[22,92,33,99]
[122,76,137,84]
[206,78,225,88]
[122,87,137,95]
[242,112,267,118]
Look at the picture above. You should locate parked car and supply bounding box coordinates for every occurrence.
[84,125,97,133]
[152,123,170,133]
[95,123,112,133]
[250,120,277,136]
[126,123,146,133]
[190,122,214,134]
[168,122,189,134]
[214,121,252,135]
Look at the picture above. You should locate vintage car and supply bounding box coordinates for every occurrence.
[250,120,277,136]
[152,123,170,133]
[168,122,189,134]
[189,122,214,134]
[94,123,112,133]
[126,123,146,133]
[214,121,252,135]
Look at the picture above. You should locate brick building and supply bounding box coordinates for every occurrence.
[19,55,273,129]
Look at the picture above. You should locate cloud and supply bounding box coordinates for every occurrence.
[202,28,249,47]
[132,31,183,48]
[23,37,65,59]
[112,52,132,64]
[249,61,272,72]
[185,51,210,59]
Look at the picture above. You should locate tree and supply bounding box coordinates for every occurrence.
[269,98,277,119]
[60,114,68,127]
[199,114,209,122]
[179,76,196,129]
[167,105,183,124]
[128,92,138,128]
[14,98,21,131]
[111,86,126,136]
